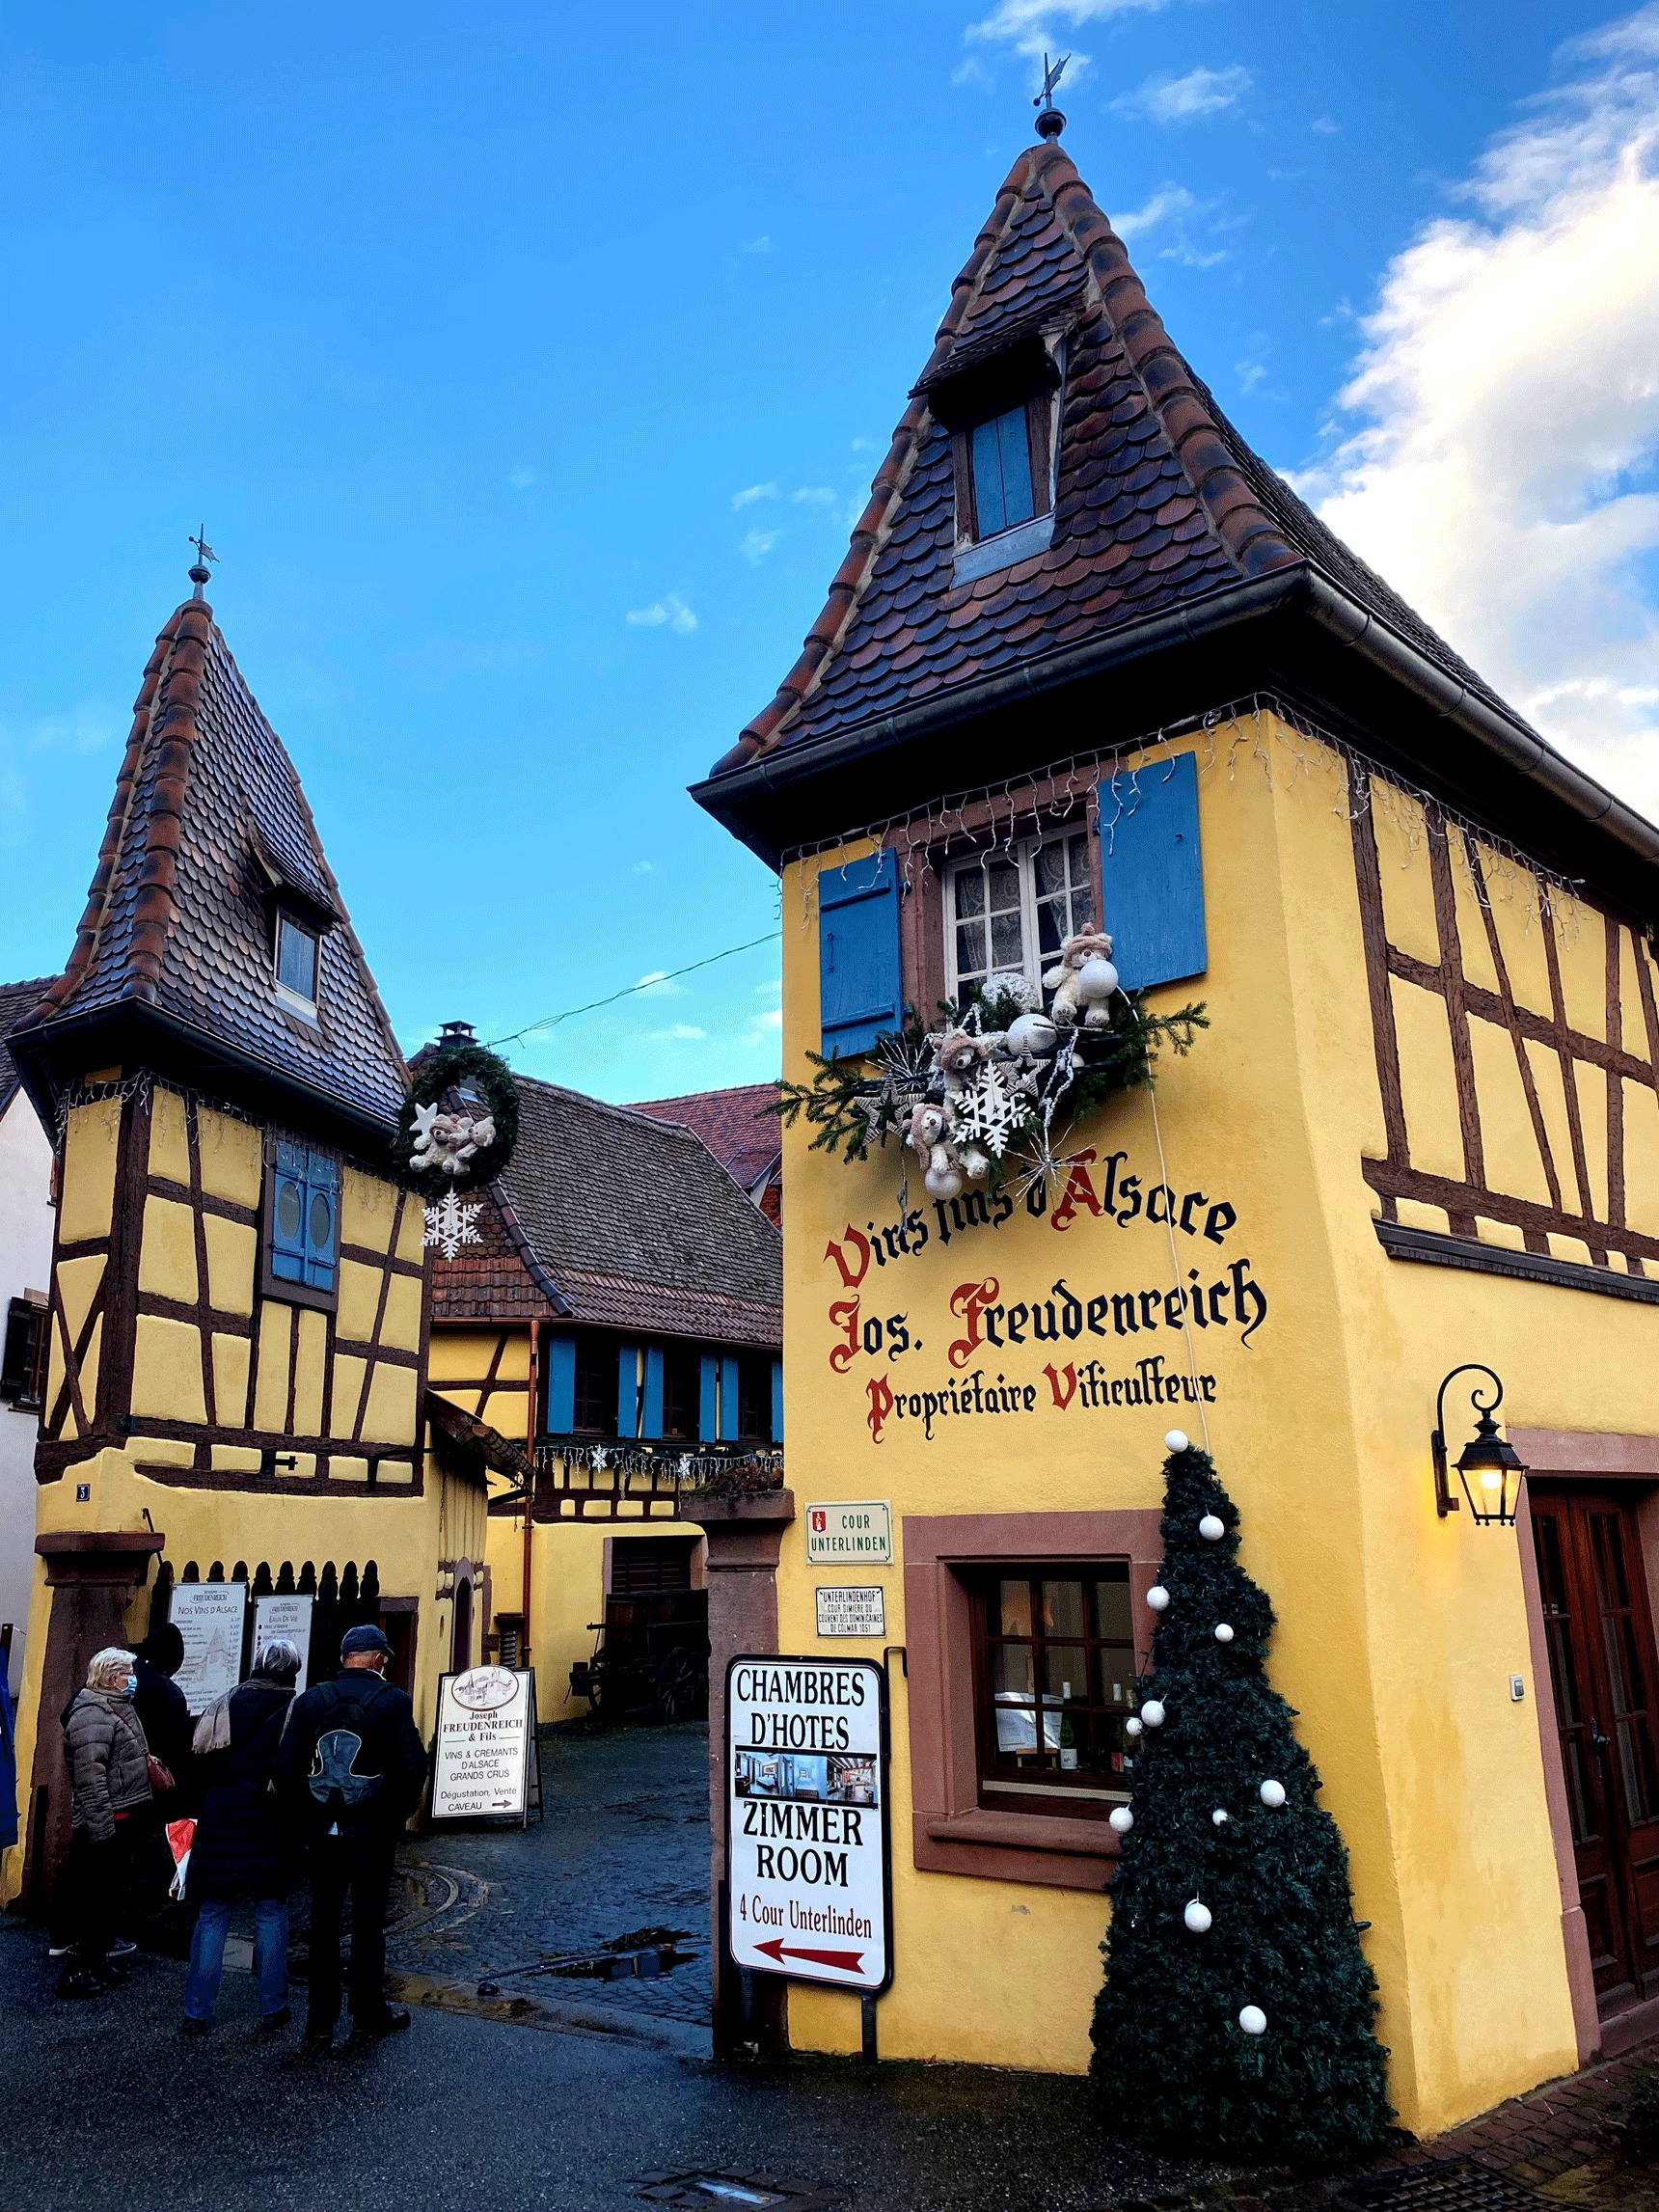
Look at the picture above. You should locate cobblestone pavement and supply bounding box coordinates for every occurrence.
[385,1718,713,2047]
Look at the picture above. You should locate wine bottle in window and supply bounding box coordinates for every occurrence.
[1059,1680,1077,1770]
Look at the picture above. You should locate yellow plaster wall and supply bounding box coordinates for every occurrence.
[195,1107,262,1207]
[58,1100,120,1244]
[139,1195,198,1301]
[772,720,1596,2136]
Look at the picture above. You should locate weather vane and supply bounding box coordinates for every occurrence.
[1034,51,1069,137]
[188,526,218,598]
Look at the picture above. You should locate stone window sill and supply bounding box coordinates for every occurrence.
[951,512,1054,587]
[925,1808,1119,1857]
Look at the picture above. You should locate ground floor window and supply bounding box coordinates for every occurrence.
[969,1565,1134,1813]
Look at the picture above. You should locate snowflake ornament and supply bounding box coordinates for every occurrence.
[954,1064,1033,1158]
[422,1190,482,1261]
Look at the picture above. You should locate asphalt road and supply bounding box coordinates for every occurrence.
[0,1722,1211,2212]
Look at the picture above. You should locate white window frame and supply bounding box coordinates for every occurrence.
[942,829,1095,1005]
[273,912,320,1022]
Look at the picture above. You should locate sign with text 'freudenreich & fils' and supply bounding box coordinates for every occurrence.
[726,1655,890,1995]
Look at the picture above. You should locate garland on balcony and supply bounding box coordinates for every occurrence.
[774,965,1206,1202]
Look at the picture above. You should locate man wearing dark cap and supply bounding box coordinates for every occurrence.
[275,1623,428,2049]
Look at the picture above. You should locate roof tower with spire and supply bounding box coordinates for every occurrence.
[694,123,1659,907]
[9,565,407,1146]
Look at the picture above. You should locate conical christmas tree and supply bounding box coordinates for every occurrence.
[1090,1434,1394,2170]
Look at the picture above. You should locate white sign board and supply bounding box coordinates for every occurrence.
[804,1501,892,1567]
[815,1586,886,1639]
[251,1594,313,1694]
[170,1583,246,1715]
[727,1655,889,1995]
[430,1666,534,1819]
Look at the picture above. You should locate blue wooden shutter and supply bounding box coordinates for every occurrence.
[639,1347,665,1440]
[616,1343,639,1439]
[303,1150,338,1290]
[770,1358,783,1444]
[819,851,902,1058]
[698,1354,719,1443]
[545,1336,576,1434]
[719,1355,741,1442]
[270,1143,309,1284]
[1098,751,1207,992]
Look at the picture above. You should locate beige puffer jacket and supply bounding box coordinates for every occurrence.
[64,1689,152,1843]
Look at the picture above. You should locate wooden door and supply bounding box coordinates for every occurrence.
[1531,1487,1659,2013]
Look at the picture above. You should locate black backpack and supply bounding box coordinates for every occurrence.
[304,1678,396,1819]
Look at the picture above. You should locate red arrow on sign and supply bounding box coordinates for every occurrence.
[754,1937,865,1975]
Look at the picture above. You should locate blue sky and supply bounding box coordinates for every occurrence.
[3,2,1657,1100]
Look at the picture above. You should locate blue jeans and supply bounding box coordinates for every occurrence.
[183,1897,289,2021]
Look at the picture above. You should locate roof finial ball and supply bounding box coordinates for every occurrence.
[1034,50,1069,139]
[187,526,217,600]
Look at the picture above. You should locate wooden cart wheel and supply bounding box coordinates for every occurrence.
[654,1646,701,1723]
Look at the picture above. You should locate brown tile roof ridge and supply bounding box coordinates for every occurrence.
[15,603,194,1035]
[714,147,1042,776]
[514,1067,727,1142]
[485,1174,572,1317]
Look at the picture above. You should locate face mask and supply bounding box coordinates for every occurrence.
[124,1675,137,1695]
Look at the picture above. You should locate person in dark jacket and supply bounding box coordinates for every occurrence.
[51,1648,153,2000]
[274,1624,427,2049]
[180,1639,302,2035]
[128,1624,194,1921]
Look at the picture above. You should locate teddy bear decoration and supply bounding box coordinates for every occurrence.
[410,1098,498,1179]
[1043,930,1120,1029]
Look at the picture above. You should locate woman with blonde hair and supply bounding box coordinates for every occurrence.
[53,1647,156,2000]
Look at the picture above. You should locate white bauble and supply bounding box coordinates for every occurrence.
[1213,1623,1235,1644]
[1145,1585,1170,1612]
[1238,2006,1267,2036]
[925,1161,965,1201]
[1198,1515,1226,1542]
[1163,1429,1189,1453]
[1005,1012,1059,1059]
[1140,1700,1165,1728]
[1075,955,1120,1003]
[1183,1899,1212,1934]
[1211,1809,1230,1827]
[1108,1806,1133,1835]
[1124,1717,1143,1738]
[1259,1779,1287,1809]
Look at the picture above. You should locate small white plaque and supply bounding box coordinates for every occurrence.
[816,1586,886,1639]
[805,1500,892,1567]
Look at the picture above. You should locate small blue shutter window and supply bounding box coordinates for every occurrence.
[640,1347,665,1441]
[819,850,902,1059]
[617,1343,639,1440]
[271,1142,338,1291]
[770,1358,783,1445]
[545,1336,576,1434]
[969,406,1035,538]
[698,1354,719,1444]
[1098,751,1207,993]
[719,1355,741,1443]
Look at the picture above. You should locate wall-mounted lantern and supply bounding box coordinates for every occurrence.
[1432,1364,1526,1526]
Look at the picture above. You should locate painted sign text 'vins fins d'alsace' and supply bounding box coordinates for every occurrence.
[727,1656,890,1995]
[817,1142,1271,1444]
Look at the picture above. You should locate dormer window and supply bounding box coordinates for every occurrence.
[914,321,1069,586]
[275,912,319,1013]
[969,407,1038,538]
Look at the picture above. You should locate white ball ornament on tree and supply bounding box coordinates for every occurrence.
[1213,1623,1235,1644]
[1140,1700,1165,1728]
[1211,1809,1230,1827]
[1124,1717,1143,1739]
[1163,1429,1189,1453]
[1183,1898,1212,1934]
[1145,1585,1170,1612]
[1198,1514,1226,1542]
[1108,1806,1133,1835]
[1004,1011,1060,1059]
[1238,2006,1268,2036]
[1259,1779,1287,1809]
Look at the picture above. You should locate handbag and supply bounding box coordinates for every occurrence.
[147,1755,175,1794]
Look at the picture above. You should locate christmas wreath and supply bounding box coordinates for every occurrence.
[396,1039,521,1198]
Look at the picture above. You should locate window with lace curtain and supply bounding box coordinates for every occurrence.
[943,831,1095,1003]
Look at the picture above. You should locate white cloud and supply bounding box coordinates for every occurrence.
[1298,6,1659,815]
[740,234,773,255]
[793,486,837,506]
[1115,64,1251,123]
[636,969,685,997]
[631,860,655,875]
[625,593,697,634]
[741,529,782,564]
[1111,184,1228,267]
[732,482,777,509]
[967,0,1168,68]
[507,464,536,489]
[1312,115,1341,137]
[851,437,878,453]
[650,1023,707,1042]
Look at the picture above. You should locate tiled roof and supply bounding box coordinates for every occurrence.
[0,979,54,1122]
[430,1074,782,1348]
[12,596,408,1133]
[627,1082,782,1200]
[715,135,1506,773]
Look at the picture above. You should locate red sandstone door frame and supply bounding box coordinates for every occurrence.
[1513,1429,1659,2064]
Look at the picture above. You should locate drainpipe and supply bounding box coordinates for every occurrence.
[524,1319,539,1666]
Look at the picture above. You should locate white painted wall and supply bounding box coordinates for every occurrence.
[0,1088,54,1694]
